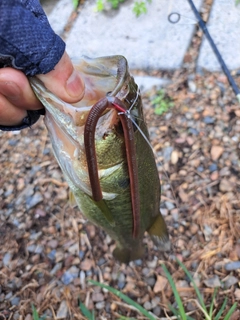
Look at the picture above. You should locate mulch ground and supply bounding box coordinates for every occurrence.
[0,65,240,319]
[0,1,240,318]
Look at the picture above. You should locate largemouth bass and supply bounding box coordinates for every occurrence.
[30,55,170,263]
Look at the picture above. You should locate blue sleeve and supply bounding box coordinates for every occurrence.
[0,0,66,131]
[0,0,65,76]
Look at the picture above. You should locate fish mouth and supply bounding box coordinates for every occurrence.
[29,55,129,133]
[29,56,130,200]
[29,56,131,163]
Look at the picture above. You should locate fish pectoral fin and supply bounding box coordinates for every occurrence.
[94,199,115,227]
[147,214,171,251]
[68,190,77,208]
[113,245,145,263]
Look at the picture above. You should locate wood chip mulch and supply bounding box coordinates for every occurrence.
[0,67,240,319]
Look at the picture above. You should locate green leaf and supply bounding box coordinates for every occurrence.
[176,259,208,313]
[72,0,79,10]
[32,305,40,320]
[214,297,227,320]
[88,280,156,320]
[161,264,187,320]
[31,305,46,320]
[151,89,174,115]
[108,0,120,9]
[168,303,195,320]
[209,288,218,318]
[223,303,238,320]
[133,1,147,17]
[79,301,95,320]
[168,303,182,318]
[96,0,104,11]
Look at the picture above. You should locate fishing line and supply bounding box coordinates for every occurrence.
[187,0,240,101]
[125,86,180,206]
[129,87,140,112]
[168,12,198,25]
[116,98,179,208]
[168,10,238,28]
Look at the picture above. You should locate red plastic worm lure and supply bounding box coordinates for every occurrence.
[84,96,140,238]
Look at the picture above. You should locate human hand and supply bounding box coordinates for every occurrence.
[0,51,84,127]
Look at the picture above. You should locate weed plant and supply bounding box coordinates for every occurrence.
[151,89,174,115]
[95,0,151,17]
[32,260,237,320]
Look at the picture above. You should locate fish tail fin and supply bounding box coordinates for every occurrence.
[113,245,145,263]
[147,213,171,251]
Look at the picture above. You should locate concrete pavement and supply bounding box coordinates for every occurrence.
[198,0,240,71]
[43,0,240,88]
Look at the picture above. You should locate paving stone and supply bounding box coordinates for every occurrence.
[65,0,203,70]
[45,0,240,73]
[40,0,56,15]
[47,0,74,35]
[198,0,240,71]
[133,76,171,92]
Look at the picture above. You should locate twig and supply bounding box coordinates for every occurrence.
[49,305,57,320]
[189,299,211,320]
[112,300,142,314]
[161,195,176,203]
[37,178,68,187]
[163,307,197,319]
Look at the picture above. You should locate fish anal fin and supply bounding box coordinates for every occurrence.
[69,190,77,207]
[147,214,171,251]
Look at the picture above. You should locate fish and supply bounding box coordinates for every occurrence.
[30,55,170,263]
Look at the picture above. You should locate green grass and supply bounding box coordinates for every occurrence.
[162,259,238,320]
[95,0,125,11]
[32,305,46,320]
[79,301,95,320]
[85,260,237,320]
[32,260,237,320]
[88,279,156,319]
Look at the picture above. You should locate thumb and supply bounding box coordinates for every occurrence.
[36,51,85,103]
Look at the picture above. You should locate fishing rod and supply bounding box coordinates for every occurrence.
[187,0,240,102]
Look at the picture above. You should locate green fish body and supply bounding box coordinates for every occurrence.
[30,55,170,263]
